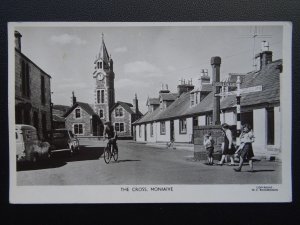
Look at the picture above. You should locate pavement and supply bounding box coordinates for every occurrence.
[17,140,281,185]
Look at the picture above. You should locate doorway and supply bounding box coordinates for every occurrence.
[170,120,174,142]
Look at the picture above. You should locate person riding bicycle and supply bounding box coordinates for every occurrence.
[103,121,118,153]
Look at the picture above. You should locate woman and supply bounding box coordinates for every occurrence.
[233,124,255,172]
[217,123,235,166]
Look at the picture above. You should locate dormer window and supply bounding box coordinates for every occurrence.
[190,93,195,106]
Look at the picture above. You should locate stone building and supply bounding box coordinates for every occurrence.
[111,94,143,138]
[14,31,52,139]
[64,93,102,136]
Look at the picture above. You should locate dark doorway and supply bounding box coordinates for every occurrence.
[144,124,147,141]
[170,120,174,141]
[241,111,253,129]
[267,108,275,145]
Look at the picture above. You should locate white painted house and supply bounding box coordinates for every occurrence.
[134,46,282,157]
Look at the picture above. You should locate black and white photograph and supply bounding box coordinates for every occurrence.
[8,22,292,203]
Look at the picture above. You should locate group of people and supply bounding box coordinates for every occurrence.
[203,123,255,172]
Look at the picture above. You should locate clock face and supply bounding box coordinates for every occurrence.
[97,72,104,81]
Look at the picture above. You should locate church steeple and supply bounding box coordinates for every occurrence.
[93,32,115,123]
[98,33,110,64]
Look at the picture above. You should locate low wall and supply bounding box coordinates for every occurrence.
[193,125,223,161]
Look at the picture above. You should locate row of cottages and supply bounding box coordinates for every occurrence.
[14,31,52,139]
[134,46,282,156]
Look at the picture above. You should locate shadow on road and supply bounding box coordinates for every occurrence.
[247,169,275,173]
[17,160,67,171]
[116,159,141,163]
[17,145,105,171]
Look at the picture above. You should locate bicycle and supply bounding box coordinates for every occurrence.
[103,138,118,164]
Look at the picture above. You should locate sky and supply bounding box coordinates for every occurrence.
[15,24,283,113]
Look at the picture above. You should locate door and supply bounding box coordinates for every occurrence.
[144,124,147,141]
[170,120,174,141]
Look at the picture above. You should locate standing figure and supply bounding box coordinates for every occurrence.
[204,132,214,165]
[218,123,235,166]
[234,124,255,172]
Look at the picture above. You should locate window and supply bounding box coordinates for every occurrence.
[99,109,104,118]
[190,93,194,106]
[115,108,124,117]
[101,90,105,103]
[160,121,166,135]
[115,123,125,132]
[120,123,124,132]
[150,123,154,137]
[267,108,274,145]
[74,124,83,135]
[179,119,187,134]
[75,108,81,118]
[119,108,123,117]
[97,90,100,103]
[41,112,47,137]
[21,61,30,98]
[41,76,45,104]
[97,89,105,104]
[193,116,198,127]
[205,114,212,125]
[115,123,120,132]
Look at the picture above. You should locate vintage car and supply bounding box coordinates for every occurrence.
[16,124,50,163]
[46,129,80,156]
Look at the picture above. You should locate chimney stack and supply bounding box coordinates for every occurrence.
[14,31,22,52]
[177,78,194,96]
[133,93,139,114]
[72,91,77,106]
[255,41,273,70]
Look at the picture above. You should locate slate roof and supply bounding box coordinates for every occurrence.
[134,59,281,124]
[63,102,98,117]
[111,101,143,116]
[159,93,178,101]
[147,98,160,105]
[53,114,65,122]
[200,84,213,92]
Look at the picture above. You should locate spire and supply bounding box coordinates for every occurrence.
[98,33,110,63]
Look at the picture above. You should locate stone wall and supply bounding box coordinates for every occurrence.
[194,125,223,160]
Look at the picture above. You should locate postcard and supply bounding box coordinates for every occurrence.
[8,22,292,203]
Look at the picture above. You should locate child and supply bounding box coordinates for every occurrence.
[204,132,214,165]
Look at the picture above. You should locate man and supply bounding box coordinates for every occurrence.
[103,121,118,153]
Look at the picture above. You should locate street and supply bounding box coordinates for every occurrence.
[17,140,281,185]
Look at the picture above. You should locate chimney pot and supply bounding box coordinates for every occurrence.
[14,31,22,51]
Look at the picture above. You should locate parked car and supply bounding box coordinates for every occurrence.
[46,129,79,156]
[16,124,50,163]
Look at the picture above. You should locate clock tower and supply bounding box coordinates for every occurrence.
[93,33,115,123]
